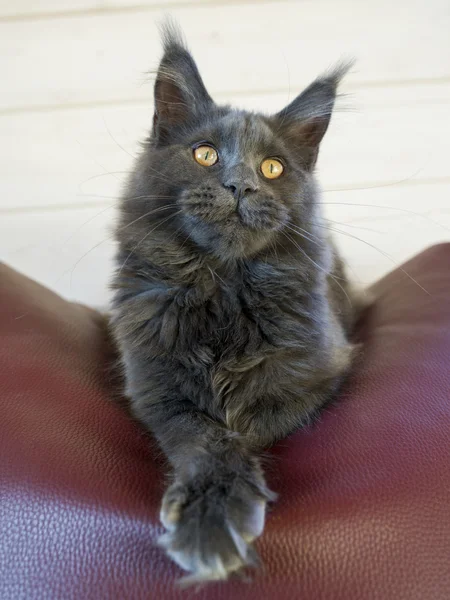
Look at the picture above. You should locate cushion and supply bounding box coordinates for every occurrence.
[1,245,450,600]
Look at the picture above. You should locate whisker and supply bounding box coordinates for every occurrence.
[281,230,353,308]
[269,236,280,268]
[284,225,347,281]
[317,201,450,234]
[102,114,138,161]
[321,162,429,194]
[208,265,225,287]
[116,211,183,276]
[79,171,129,188]
[284,222,323,246]
[76,193,177,201]
[75,139,125,185]
[115,204,180,232]
[318,223,431,295]
[78,171,130,192]
[59,204,178,287]
[178,218,204,253]
[316,218,384,234]
[143,164,175,185]
[78,165,172,192]
[57,204,117,250]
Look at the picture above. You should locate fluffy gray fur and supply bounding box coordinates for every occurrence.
[110,23,356,584]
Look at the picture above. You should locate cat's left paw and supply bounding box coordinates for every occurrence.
[158,470,274,585]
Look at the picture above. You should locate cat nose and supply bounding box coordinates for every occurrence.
[223,182,258,201]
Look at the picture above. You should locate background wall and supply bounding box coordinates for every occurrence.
[1,0,449,306]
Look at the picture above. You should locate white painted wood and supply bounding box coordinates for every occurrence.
[1,206,116,307]
[0,0,210,19]
[1,85,449,211]
[2,185,449,305]
[321,185,450,286]
[1,0,449,112]
[1,0,449,307]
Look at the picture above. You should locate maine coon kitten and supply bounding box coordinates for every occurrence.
[110,23,357,583]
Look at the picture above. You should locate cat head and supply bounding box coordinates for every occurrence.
[121,23,350,262]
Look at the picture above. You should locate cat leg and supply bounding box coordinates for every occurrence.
[132,393,275,584]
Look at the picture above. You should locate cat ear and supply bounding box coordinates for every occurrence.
[153,22,213,142]
[274,62,352,170]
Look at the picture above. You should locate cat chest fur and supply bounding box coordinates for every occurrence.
[155,265,321,358]
[136,263,332,428]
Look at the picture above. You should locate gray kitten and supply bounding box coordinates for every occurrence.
[111,23,357,584]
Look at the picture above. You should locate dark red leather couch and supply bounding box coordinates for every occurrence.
[1,245,450,600]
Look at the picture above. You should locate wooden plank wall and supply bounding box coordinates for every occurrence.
[1,0,449,305]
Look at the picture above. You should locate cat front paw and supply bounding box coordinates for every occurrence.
[159,470,275,584]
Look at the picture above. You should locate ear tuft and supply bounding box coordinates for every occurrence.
[159,17,188,54]
[275,60,354,169]
[152,19,213,142]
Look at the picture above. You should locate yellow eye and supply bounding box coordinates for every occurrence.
[193,145,218,167]
[261,158,284,180]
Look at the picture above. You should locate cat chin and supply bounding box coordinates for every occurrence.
[185,221,274,261]
[180,213,282,262]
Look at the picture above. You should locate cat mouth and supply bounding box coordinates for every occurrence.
[181,190,286,234]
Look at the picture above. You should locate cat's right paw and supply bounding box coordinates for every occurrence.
[158,471,275,585]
